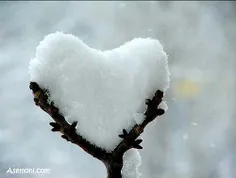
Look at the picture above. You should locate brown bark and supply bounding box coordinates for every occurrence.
[29,81,165,178]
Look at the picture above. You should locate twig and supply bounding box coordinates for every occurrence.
[29,82,165,178]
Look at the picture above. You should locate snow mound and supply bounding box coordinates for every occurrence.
[29,32,170,151]
[122,149,142,178]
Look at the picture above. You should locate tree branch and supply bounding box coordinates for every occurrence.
[106,90,165,178]
[29,82,165,178]
[29,82,111,161]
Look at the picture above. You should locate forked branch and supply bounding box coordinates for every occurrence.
[29,82,165,178]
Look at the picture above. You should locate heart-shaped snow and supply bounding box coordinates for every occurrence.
[29,32,170,151]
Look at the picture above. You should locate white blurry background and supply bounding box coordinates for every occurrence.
[0,1,236,178]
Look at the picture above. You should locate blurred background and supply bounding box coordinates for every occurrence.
[0,1,236,178]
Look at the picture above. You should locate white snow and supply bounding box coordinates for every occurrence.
[122,149,142,178]
[29,32,170,151]
[158,101,168,112]
[133,113,145,125]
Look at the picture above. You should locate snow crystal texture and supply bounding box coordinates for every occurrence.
[29,32,170,151]
[122,149,142,178]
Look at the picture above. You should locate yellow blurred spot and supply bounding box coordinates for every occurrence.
[175,80,200,98]
[34,91,41,99]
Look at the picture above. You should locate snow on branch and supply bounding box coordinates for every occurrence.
[29,81,110,161]
[28,32,170,178]
[29,81,165,178]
